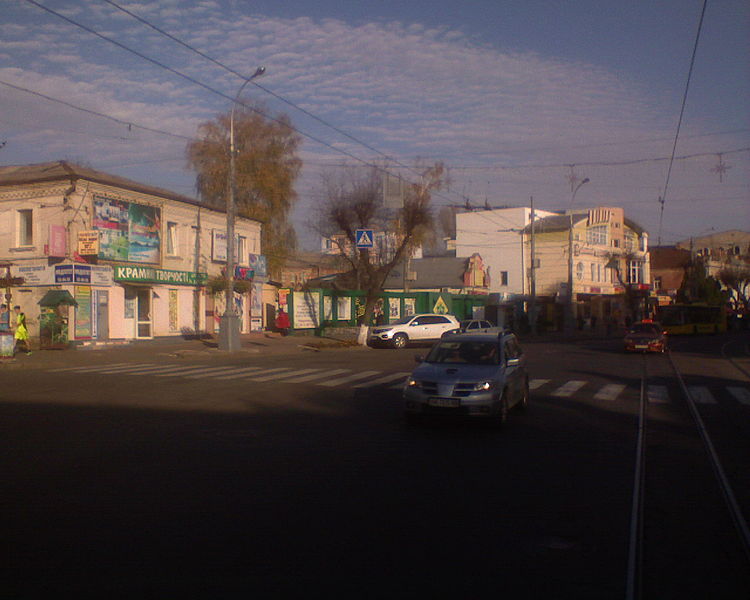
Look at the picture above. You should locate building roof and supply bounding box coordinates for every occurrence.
[0,160,207,210]
[520,211,646,235]
[649,246,691,269]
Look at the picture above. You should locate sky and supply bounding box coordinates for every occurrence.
[1,0,748,250]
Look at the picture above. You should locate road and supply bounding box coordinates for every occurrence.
[2,332,749,598]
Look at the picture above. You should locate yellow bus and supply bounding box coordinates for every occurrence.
[656,304,726,335]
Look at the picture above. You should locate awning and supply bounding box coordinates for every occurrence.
[38,289,78,307]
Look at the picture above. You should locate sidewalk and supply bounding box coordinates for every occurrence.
[0,330,365,371]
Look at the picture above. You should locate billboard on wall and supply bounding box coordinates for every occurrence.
[93,195,161,264]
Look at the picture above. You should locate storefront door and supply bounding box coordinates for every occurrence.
[136,288,152,339]
[96,290,109,340]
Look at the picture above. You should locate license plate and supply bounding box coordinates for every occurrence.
[635,344,648,349]
[429,397,459,408]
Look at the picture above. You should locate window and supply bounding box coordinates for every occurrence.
[18,209,33,246]
[627,260,642,284]
[237,235,247,264]
[590,264,596,281]
[576,262,584,280]
[500,271,508,286]
[624,231,635,252]
[587,225,607,246]
[654,277,662,290]
[166,222,178,255]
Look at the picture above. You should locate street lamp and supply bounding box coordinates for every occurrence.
[218,66,266,352]
[564,177,590,335]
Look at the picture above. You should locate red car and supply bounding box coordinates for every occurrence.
[623,320,668,353]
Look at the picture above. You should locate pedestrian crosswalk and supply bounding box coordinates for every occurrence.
[45,362,750,406]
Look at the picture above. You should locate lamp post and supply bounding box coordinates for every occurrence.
[219,66,265,352]
[564,177,590,335]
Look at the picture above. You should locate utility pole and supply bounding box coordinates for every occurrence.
[565,178,590,335]
[529,197,537,336]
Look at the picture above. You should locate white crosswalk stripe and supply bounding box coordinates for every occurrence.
[247,368,298,382]
[594,384,626,401]
[319,370,381,387]
[727,386,750,406]
[116,364,191,375]
[273,368,320,381]
[551,380,587,397]
[185,366,253,379]
[529,379,550,390]
[647,385,670,404]
[214,367,266,380]
[155,365,229,377]
[688,386,717,405]
[49,363,129,372]
[354,372,410,388]
[282,369,350,383]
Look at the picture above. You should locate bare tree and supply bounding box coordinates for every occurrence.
[718,264,750,313]
[314,163,447,343]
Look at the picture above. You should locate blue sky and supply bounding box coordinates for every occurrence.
[1,0,748,249]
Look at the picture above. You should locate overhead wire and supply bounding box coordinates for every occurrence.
[657,0,708,245]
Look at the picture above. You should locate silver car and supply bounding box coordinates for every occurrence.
[403,331,529,424]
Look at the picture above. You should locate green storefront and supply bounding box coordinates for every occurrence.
[280,289,488,331]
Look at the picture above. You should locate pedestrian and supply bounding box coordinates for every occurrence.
[13,305,31,355]
[275,309,290,337]
[0,303,9,331]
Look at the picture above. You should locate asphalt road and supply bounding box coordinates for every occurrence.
[2,333,749,598]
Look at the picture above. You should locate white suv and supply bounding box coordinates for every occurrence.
[368,313,460,349]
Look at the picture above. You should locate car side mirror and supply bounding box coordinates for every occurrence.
[414,355,424,363]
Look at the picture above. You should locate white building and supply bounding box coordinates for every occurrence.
[0,161,265,345]
[455,206,557,297]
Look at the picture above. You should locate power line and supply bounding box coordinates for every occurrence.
[658,0,708,245]
[20,0,408,183]
[100,0,416,176]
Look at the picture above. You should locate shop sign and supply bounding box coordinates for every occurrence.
[78,230,100,256]
[12,264,53,286]
[114,265,207,286]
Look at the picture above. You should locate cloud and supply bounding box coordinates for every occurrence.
[2,1,747,247]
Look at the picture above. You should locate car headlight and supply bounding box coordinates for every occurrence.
[406,377,422,388]
[473,380,495,391]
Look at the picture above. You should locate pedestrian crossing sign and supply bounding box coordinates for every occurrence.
[355,229,374,248]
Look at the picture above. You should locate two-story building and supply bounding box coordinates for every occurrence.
[0,161,264,345]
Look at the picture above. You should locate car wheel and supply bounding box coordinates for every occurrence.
[392,333,408,349]
[516,380,529,412]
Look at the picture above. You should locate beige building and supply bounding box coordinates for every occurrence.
[0,161,264,345]
[524,207,650,325]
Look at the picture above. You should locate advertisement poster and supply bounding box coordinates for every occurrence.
[389,298,400,319]
[94,195,160,264]
[337,297,351,321]
[292,291,320,329]
[168,290,179,332]
[404,297,416,317]
[323,296,333,321]
[251,282,263,317]
[78,230,100,256]
[212,230,227,262]
[48,224,67,257]
[248,253,267,278]
[74,286,92,339]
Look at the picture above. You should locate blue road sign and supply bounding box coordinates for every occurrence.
[355,229,374,248]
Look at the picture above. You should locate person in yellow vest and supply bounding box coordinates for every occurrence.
[13,305,31,355]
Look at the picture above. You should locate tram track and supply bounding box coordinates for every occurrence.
[626,347,750,599]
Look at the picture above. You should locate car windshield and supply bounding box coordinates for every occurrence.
[426,340,499,365]
[629,323,659,334]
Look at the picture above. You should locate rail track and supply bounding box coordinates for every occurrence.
[626,342,750,599]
